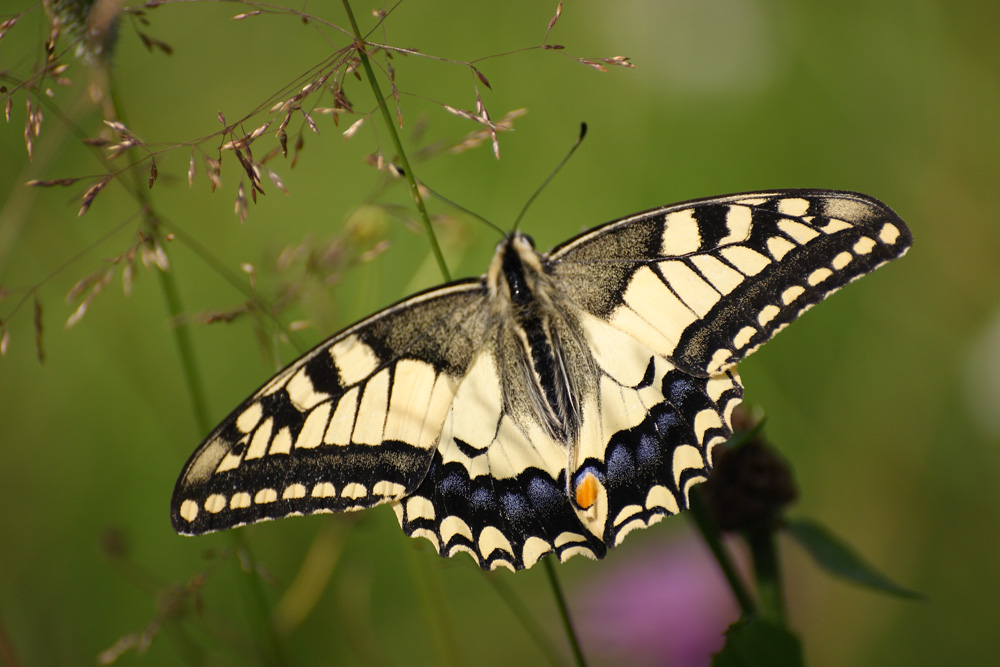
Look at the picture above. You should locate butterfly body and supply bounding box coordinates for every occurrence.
[172,190,911,571]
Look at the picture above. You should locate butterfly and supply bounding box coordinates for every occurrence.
[171,189,911,571]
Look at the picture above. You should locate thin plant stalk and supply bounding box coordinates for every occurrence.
[341,5,586,664]
[689,488,757,617]
[746,525,786,623]
[340,3,469,664]
[486,574,565,667]
[341,0,451,282]
[105,81,288,667]
[543,557,587,667]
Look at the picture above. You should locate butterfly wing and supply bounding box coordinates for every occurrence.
[548,190,911,547]
[550,190,912,375]
[171,279,490,535]
[173,189,911,572]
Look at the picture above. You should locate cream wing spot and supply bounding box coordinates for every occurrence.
[230,492,251,510]
[324,386,359,446]
[559,546,597,562]
[853,237,877,254]
[807,267,833,286]
[646,485,680,514]
[613,504,643,527]
[658,261,721,316]
[244,418,273,460]
[312,482,337,498]
[441,516,474,544]
[352,368,390,445]
[331,335,379,386]
[693,408,723,446]
[832,251,853,270]
[616,265,697,351]
[286,368,329,411]
[341,483,367,500]
[766,236,797,261]
[283,483,307,500]
[405,495,436,522]
[478,526,514,558]
[609,306,674,359]
[682,475,708,506]
[782,285,805,304]
[491,559,516,574]
[554,532,588,548]
[777,219,820,244]
[205,494,227,514]
[597,376,648,441]
[268,427,293,456]
[410,528,440,552]
[179,499,199,522]
[707,348,733,374]
[757,304,781,326]
[733,325,757,349]
[236,403,263,434]
[420,374,460,449]
[445,352,502,453]
[373,481,406,497]
[817,217,851,234]
[690,255,744,295]
[705,373,735,403]
[215,450,243,473]
[255,488,277,504]
[295,403,331,450]
[777,197,811,217]
[719,246,770,276]
[880,223,902,245]
[447,544,480,565]
[522,537,553,569]
[661,209,703,254]
[259,370,290,397]
[614,518,649,546]
[384,359,438,445]
[672,444,703,488]
[580,314,658,386]
[720,205,753,244]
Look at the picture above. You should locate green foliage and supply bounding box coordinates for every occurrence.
[1,1,998,666]
[786,518,922,600]
[714,618,804,667]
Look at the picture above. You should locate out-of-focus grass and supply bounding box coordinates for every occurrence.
[1,1,998,665]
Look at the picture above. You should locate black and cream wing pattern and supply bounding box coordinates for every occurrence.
[172,189,911,571]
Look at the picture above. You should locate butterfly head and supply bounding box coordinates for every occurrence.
[487,232,548,306]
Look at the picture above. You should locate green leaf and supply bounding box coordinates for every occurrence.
[785,518,923,599]
[713,617,803,667]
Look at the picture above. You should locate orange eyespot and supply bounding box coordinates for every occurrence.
[575,472,599,510]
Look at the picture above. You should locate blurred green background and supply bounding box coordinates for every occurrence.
[1,1,998,665]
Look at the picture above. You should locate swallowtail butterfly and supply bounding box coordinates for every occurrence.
[172,190,911,571]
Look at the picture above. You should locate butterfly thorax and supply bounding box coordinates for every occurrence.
[486,233,592,446]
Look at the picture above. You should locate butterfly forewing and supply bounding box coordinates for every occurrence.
[171,280,489,535]
[550,190,912,375]
[172,189,911,571]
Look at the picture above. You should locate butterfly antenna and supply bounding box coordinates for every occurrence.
[512,122,588,233]
[396,166,507,238]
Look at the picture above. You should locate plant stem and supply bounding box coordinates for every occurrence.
[340,0,451,282]
[746,525,786,623]
[486,574,565,667]
[543,557,587,667]
[106,81,287,667]
[689,488,757,617]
